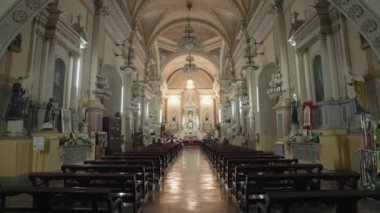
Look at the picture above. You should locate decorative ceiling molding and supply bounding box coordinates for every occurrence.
[134,0,243,20]
[147,18,231,48]
[329,0,380,58]
[0,0,51,57]
[160,50,220,76]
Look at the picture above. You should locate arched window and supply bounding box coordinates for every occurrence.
[312,55,324,102]
[53,58,65,107]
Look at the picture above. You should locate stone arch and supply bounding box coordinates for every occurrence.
[0,0,51,57]
[134,0,243,21]
[160,50,219,75]
[328,0,380,58]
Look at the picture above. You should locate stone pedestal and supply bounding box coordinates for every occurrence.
[6,120,25,136]
[81,122,88,134]
[274,101,291,140]
[290,124,299,135]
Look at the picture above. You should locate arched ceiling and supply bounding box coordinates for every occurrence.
[161,53,218,84]
[117,0,260,81]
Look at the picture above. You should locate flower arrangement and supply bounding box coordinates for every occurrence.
[59,133,92,146]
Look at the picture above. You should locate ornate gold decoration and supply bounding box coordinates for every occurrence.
[25,0,42,10]
[348,5,363,18]
[362,19,377,33]
[374,36,380,46]
[12,10,28,23]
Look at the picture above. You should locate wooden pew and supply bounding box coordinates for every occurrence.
[83,159,155,189]
[225,158,299,187]
[219,155,286,180]
[220,155,292,183]
[241,171,360,213]
[114,152,169,168]
[224,158,300,191]
[102,156,163,183]
[0,186,119,212]
[261,190,380,213]
[232,163,323,206]
[29,172,142,213]
[61,164,149,201]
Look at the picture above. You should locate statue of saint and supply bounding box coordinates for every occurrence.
[351,80,369,113]
[42,98,59,129]
[291,94,299,124]
[81,105,87,123]
[6,77,26,119]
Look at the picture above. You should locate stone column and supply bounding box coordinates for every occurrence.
[272,0,291,140]
[303,50,313,100]
[326,34,339,99]
[124,71,134,149]
[320,34,334,101]
[69,54,82,111]
[295,50,307,101]
[38,1,61,103]
[273,0,290,102]
[238,81,247,134]
[316,0,337,101]
[87,0,106,133]
[140,95,146,133]
[245,67,256,148]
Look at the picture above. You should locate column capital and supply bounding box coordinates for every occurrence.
[45,0,62,41]
[95,0,104,15]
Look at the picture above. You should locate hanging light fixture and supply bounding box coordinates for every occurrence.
[116,23,137,72]
[183,52,198,75]
[92,60,112,99]
[266,60,286,102]
[177,0,200,51]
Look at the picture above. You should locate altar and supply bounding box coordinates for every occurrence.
[181,108,200,139]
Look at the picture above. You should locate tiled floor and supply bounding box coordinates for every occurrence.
[143,146,239,213]
[5,146,380,213]
[143,146,380,213]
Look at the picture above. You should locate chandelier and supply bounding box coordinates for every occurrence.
[92,62,112,99]
[116,26,136,72]
[244,37,263,70]
[266,66,286,101]
[183,52,198,75]
[177,0,200,51]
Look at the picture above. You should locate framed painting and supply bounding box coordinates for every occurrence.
[61,109,72,133]
[96,131,108,147]
[302,101,313,129]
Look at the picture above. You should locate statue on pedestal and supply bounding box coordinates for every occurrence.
[6,77,27,119]
[291,94,299,125]
[80,105,88,134]
[41,98,59,130]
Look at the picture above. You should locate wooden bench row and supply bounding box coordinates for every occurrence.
[0,143,182,213]
[202,143,380,213]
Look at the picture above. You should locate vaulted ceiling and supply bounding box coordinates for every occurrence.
[117,0,260,88]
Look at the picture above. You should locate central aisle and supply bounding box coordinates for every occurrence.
[143,147,239,213]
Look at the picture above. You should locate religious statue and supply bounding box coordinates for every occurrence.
[41,98,59,130]
[6,77,26,119]
[350,80,369,113]
[291,94,299,124]
[80,104,88,134]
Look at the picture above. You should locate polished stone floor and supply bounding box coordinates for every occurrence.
[143,147,239,213]
[143,147,380,213]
